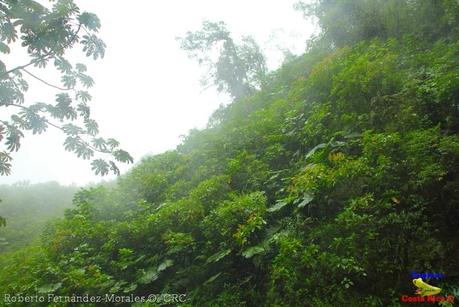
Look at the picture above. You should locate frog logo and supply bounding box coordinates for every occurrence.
[413,278,442,297]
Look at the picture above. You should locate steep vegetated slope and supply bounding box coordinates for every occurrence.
[1,1,459,306]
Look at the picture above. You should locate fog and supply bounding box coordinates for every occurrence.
[0,0,315,185]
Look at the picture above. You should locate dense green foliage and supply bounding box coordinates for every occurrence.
[0,182,77,253]
[296,0,459,48]
[1,0,459,306]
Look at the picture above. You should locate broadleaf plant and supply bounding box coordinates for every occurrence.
[0,0,132,177]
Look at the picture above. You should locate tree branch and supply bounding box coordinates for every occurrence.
[7,103,109,155]
[3,51,54,76]
[1,23,82,78]
[22,68,73,91]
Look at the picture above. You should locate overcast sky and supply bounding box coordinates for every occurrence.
[1,0,315,186]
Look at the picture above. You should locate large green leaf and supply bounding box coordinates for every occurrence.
[206,249,232,264]
[267,200,288,212]
[297,194,314,208]
[123,283,137,293]
[305,143,327,160]
[242,245,266,258]
[157,259,174,272]
[138,259,173,284]
[38,282,62,294]
[204,272,222,284]
[138,268,159,284]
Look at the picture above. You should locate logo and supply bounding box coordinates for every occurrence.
[412,278,441,296]
[401,294,455,304]
[399,273,456,304]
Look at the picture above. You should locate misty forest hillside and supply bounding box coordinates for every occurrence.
[1,0,459,306]
[0,182,77,253]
